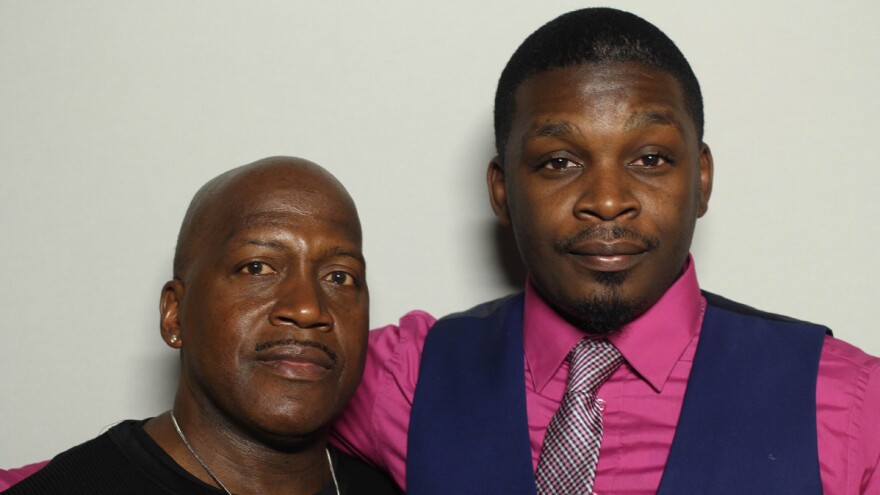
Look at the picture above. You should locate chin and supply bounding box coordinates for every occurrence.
[559,279,650,335]
[246,417,330,449]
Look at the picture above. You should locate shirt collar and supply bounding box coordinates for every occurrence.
[523,255,705,394]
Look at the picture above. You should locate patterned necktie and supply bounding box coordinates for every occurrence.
[535,338,623,494]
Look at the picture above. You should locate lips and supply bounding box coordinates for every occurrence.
[255,344,335,381]
[567,240,649,272]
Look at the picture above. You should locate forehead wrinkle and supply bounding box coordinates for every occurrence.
[241,210,303,228]
[211,214,296,255]
[232,238,364,262]
[219,212,363,255]
[212,185,362,252]
[220,236,365,271]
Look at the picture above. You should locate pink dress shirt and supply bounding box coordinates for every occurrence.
[332,259,880,494]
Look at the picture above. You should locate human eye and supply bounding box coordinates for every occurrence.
[631,153,674,169]
[240,261,277,276]
[540,156,580,171]
[323,270,357,286]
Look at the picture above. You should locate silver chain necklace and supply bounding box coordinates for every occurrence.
[170,411,340,495]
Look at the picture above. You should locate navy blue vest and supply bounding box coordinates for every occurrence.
[407,292,827,494]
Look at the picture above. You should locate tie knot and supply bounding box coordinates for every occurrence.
[566,338,623,394]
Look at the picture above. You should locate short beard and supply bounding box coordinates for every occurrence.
[569,292,640,336]
[555,271,643,336]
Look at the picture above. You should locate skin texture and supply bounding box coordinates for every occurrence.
[148,157,369,494]
[488,62,713,334]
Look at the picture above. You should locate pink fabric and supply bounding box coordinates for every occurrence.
[332,258,880,494]
[0,461,49,490]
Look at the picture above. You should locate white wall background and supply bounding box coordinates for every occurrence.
[2,0,879,466]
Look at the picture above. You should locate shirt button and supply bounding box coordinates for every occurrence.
[596,398,606,411]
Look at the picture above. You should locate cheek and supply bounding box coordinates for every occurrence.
[333,334,368,409]
[646,193,699,260]
[331,302,369,374]
[182,301,259,376]
[642,178,694,220]
[340,325,369,371]
[508,186,557,236]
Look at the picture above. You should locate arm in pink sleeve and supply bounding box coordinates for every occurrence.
[821,336,880,494]
[330,310,435,490]
[858,359,880,494]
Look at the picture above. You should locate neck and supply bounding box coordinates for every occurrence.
[145,408,334,495]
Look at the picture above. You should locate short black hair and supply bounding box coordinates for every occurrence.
[494,8,703,160]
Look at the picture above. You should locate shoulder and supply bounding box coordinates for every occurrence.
[366,294,522,360]
[367,309,437,354]
[700,291,831,363]
[703,291,829,329]
[436,293,523,323]
[820,333,880,373]
[357,297,518,395]
[360,310,437,386]
[816,334,880,490]
[333,447,402,495]
[0,462,48,491]
[817,334,880,413]
[703,292,879,374]
[2,422,134,494]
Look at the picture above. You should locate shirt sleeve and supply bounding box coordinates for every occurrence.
[857,357,880,493]
[817,335,880,494]
[330,310,435,491]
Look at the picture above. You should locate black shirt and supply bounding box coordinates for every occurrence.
[4,419,400,495]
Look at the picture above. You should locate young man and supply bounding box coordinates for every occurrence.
[5,157,400,494]
[331,8,880,494]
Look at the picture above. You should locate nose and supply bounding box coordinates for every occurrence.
[572,164,639,222]
[268,274,333,332]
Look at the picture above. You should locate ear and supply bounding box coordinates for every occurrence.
[160,279,184,348]
[697,143,714,217]
[487,156,512,226]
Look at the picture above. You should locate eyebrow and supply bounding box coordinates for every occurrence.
[236,239,365,264]
[623,110,684,132]
[326,246,366,264]
[521,111,684,146]
[521,120,579,146]
[242,239,285,250]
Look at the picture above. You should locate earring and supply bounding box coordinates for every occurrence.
[169,335,180,345]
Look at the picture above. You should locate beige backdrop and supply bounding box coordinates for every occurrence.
[2,0,879,466]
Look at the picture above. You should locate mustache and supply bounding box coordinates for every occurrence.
[554,225,660,254]
[253,338,338,363]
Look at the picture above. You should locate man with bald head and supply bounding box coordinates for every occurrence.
[5,157,399,494]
